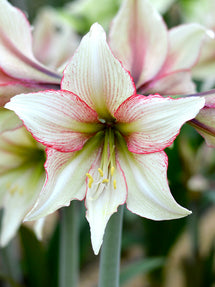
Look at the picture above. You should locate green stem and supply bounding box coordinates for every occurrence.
[98,205,124,287]
[59,201,80,287]
[0,238,22,287]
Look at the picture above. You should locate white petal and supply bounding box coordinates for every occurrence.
[34,217,46,240]
[85,154,127,254]
[0,108,22,133]
[158,24,210,76]
[0,163,45,246]
[109,0,168,88]
[62,23,135,118]
[116,137,191,219]
[26,133,104,221]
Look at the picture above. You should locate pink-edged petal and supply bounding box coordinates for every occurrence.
[85,151,127,255]
[25,133,104,221]
[109,0,168,88]
[115,94,205,154]
[116,136,191,219]
[62,23,135,119]
[140,71,196,95]
[157,24,211,77]
[5,90,102,152]
[0,0,61,84]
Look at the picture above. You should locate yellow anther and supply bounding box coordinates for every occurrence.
[102,178,109,183]
[98,168,104,177]
[111,166,115,176]
[88,178,93,188]
[9,186,16,195]
[113,179,117,189]
[86,173,93,180]
[86,173,94,188]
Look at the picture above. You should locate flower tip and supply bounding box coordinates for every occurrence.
[92,241,102,255]
[89,22,106,39]
[206,29,215,39]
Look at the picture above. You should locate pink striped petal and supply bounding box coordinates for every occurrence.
[5,90,102,152]
[0,0,61,84]
[109,0,168,88]
[140,71,196,95]
[62,23,135,119]
[115,94,205,154]
[157,24,210,77]
[25,133,104,221]
[0,68,60,106]
[118,149,191,219]
[192,38,215,80]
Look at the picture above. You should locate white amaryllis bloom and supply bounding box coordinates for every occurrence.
[6,24,205,254]
[0,0,61,106]
[109,0,212,96]
[0,110,46,246]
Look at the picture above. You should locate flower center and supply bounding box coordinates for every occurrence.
[86,128,117,199]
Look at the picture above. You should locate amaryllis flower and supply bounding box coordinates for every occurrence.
[109,0,212,96]
[0,0,61,106]
[0,110,46,246]
[6,24,205,254]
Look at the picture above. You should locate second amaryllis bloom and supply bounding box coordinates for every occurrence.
[109,0,212,96]
[6,24,205,254]
[0,0,62,106]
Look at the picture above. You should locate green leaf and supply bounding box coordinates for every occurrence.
[120,257,164,286]
[19,226,49,287]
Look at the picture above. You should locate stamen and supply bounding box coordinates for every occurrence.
[111,166,115,176]
[98,168,104,177]
[102,178,109,183]
[86,173,94,188]
[9,186,17,195]
[88,179,93,188]
[113,179,117,189]
[86,173,93,180]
